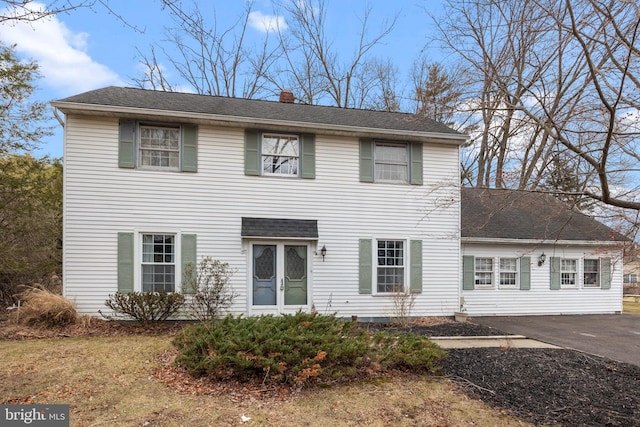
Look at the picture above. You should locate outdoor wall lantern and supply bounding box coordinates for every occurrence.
[320,245,327,261]
[538,252,547,267]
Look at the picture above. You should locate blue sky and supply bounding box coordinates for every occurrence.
[1,0,447,158]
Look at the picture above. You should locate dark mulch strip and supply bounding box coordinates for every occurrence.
[361,321,505,336]
[442,348,640,427]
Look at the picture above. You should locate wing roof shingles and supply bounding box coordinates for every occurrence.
[57,86,462,135]
[461,187,628,242]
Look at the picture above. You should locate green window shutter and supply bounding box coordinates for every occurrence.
[181,124,198,172]
[462,255,475,290]
[359,239,372,294]
[118,119,136,169]
[181,234,197,295]
[410,240,423,293]
[300,133,316,179]
[410,142,423,185]
[520,257,531,290]
[550,257,561,290]
[359,138,374,182]
[117,232,134,293]
[244,129,260,176]
[601,258,612,290]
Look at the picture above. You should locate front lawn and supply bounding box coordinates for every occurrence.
[0,335,527,426]
[624,296,640,314]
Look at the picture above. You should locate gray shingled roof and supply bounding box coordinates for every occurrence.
[54,86,464,137]
[241,217,318,239]
[462,187,628,242]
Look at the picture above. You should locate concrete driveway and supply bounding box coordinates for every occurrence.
[472,314,640,367]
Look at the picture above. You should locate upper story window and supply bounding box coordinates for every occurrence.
[374,142,408,183]
[244,130,315,179]
[139,124,180,170]
[118,119,198,172]
[359,138,423,185]
[262,133,299,177]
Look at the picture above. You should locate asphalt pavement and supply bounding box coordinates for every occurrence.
[471,314,640,367]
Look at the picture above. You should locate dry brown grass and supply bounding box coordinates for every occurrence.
[0,335,531,426]
[624,296,640,314]
[13,287,78,327]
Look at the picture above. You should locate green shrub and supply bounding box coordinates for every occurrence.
[173,312,445,386]
[103,291,185,325]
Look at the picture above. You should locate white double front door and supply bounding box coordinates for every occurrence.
[250,243,309,314]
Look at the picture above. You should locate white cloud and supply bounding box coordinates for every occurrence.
[0,2,122,94]
[248,10,287,33]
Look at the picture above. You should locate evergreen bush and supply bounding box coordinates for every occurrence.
[173,312,445,386]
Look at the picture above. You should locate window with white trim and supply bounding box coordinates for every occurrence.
[376,240,405,293]
[262,133,299,176]
[561,259,578,287]
[584,259,600,287]
[375,142,409,183]
[499,258,518,288]
[624,273,638,284]
[139,124,180,170]
[141,234,176,292]
[475,257,493,287]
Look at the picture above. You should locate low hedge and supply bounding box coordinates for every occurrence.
[173,312,446,386]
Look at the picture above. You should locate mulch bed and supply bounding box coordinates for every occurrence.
[3,317,640,426]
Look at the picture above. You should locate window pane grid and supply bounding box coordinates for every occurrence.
[499,258,518,287]
[262,134,299,176]
[139,125,180,169]
[142,234,175,293]
[561,259,577,286]
[377,240,404,293]
[375,142,408,183]
[475,257,493,286]
[584,259,600,287]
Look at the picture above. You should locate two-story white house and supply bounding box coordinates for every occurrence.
[53,86,627,319]
[53,86,466,320]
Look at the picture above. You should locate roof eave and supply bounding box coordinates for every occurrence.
[51,101,469,145]
[462,237,625,246]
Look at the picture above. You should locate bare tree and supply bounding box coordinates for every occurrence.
[435,0,640,214]
[273,0,398,108]
[134,1,281,98]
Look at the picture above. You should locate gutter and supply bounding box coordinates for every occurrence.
[50,101,469,146]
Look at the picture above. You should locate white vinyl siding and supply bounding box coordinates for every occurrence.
[63,116,461,317]
[461,244,623,316]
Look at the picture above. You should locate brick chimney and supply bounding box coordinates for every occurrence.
[279,89,295,103]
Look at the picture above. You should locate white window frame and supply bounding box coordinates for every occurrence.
[374,239,407,294]
[583,258,600,288]
[624,273,638,284]
[374,141,409,184]
[474,257,494,288]
[560,258,578,288]
[261,133,300,177]
[499,257,519,289]
[133,230,183,293]
[138,123,181,171]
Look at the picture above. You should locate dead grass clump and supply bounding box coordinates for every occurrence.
[14,287,78,327]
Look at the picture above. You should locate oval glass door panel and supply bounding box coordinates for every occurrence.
[253,245,276,305]
[284,245,307,305]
